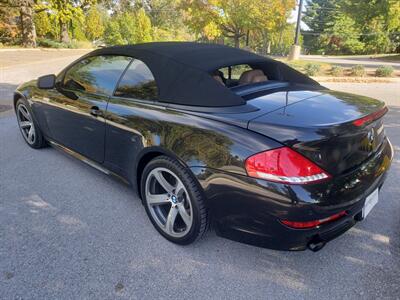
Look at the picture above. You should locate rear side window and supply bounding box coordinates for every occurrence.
[114,59,158,100]
[63,55,131,95]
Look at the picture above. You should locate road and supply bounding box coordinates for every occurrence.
[1,51,400,299]
[300,54,400,70]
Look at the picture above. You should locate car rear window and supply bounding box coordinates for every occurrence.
[114,59,158,101]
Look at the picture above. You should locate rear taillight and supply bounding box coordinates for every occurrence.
[244,146,331,184]
[353,106,388,127]
[281,211,347,229]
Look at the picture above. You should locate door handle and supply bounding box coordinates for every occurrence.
[90,106,103,117]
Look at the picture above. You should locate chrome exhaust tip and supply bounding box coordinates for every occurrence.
[307,239,326,252]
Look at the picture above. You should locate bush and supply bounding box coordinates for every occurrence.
[37,38,93,49]
[375,65,394,77]
[68,40,93,49]
[304,63,321,76]
[350,65,366,77]
[37,38,68,48]
[330,65,344,76]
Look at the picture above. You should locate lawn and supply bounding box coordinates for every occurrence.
[277,58,399,78]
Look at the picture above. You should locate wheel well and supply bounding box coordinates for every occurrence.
[136,151,164,196]
[13,93,23,109]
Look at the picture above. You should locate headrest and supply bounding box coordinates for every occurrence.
[239,69,266,85]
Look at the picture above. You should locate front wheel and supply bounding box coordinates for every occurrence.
[16,98,46,149]
[141,156,208,245]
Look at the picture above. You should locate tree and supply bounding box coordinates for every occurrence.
[321,14,364,54]
[303,0,339,33]
[181,0,294,48]
[104,19,124,45]
[135,8,152,42]
[103,8,153,45]
[304,0,400,54]
[34,10,52,38]
[85,5,104,41]
[0,2,20,45]
[49,0,78,43]
[17,0,37,47]
[36,0,95,43]
[144,0,192,41]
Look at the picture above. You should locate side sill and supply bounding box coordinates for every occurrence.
[48,140,130,185]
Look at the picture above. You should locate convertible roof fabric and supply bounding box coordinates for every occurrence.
[87,42,311,107]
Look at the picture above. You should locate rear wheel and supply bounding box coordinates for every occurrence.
[141,156,208,245]
[16,99,46,149]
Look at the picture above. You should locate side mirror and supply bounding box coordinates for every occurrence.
[37,74,56,89]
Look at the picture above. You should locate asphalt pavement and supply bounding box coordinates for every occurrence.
[1,51,399,299]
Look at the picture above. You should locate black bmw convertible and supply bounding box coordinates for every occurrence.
[14,42,393,251]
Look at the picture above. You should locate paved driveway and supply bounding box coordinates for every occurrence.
[1,51,399,299]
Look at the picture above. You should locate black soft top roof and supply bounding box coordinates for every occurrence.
[87,42,316,107]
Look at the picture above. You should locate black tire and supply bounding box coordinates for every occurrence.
[141,155,208,245]
[15,98,47,149]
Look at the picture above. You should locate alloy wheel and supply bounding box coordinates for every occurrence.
[145,167,193,238]
[17,104,36,145]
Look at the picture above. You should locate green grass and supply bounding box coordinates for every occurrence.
[278,59,332,76]
[278,57,399,77]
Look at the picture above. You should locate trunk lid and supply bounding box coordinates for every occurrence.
[247,89,387,175]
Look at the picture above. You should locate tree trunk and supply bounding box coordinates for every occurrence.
[234,34,240,48]
[278,26,284,55]
[261,30,268,55]
[19,0,36,47]
[60,21,70,43]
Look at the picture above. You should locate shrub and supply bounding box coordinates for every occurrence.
[330,65,344,76]
[37,38,93,49]
[68,40,93,49]
[375,65,394,77]
[350,65,366,77]
[37,38,67,48]
[304,63,321,76]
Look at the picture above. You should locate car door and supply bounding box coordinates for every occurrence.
[103,58,160,177]
[43,55,132,163]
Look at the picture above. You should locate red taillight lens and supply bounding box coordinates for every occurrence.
[353,106,388,127]
[281,211,347,229]
[245,146,331,184]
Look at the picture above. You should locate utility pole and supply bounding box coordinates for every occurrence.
[289,0,304,60]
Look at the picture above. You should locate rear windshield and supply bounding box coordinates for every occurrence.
[212,63,278,89]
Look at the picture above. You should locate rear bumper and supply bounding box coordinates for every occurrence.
[191,137,393,251]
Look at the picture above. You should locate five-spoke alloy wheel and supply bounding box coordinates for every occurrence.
[145,167,193,238]
[16,98,46,149]
[17,103,36,145]
[141,156,208,244]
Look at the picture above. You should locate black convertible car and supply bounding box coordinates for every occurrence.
[14,42,393,251]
